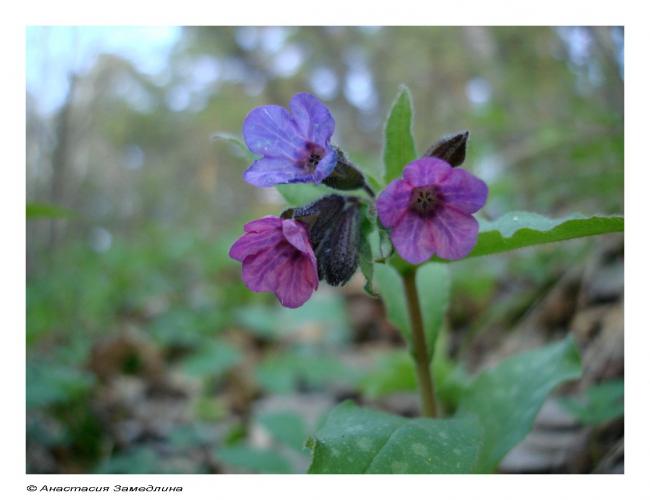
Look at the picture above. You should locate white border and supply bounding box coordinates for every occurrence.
[5,1,648,499]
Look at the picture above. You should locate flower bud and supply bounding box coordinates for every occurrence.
[322,146,368,191]
[424,130,469,167]
[288,194,361,286]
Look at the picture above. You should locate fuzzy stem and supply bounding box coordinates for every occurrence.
[402,270,437,418]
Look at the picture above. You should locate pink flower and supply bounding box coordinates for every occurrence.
[229,216,319,308]
[376,157,488,264]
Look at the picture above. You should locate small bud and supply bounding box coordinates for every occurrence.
[289,194,361,286]
[322,146,367,191]
[425,130,469,167]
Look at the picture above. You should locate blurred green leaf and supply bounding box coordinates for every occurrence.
[216,445,292,473]
[27,362,95,409]
[307,401,480,473]
[275,183,335,207]
[559,379,624,426]
[383,85,417,184]
[359,351,417,399]
[180,339,242,379]
[359,206,377,295]
[416,263,450,361]
[96,447,165,474]
[457,336,582,472]
[255,351,357,394]
[212,132,256,163]
[26,202,73,219]
[374,264,412,349]
[257,411,309,452]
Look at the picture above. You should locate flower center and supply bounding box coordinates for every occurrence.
[409,185,440,215]
[302,142,325,172]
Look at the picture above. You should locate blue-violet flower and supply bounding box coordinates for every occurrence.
[242,92,337,187]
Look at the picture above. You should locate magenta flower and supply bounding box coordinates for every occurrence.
[229,216,319,308]
[377,157,488,264]
[242,93,337,187]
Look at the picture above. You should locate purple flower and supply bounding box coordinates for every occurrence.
[229,216,319,308]
[242,93,337,187]
[377,157,488,264]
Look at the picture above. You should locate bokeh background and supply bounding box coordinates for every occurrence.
[26,26,624,473]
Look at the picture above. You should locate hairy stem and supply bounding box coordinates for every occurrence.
[402,270,437,418]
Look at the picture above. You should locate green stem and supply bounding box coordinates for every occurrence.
[402,270,437,418]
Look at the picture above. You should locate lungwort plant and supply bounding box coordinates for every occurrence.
[219,87,624,473]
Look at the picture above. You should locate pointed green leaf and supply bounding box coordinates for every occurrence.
[307,401,481,473]
[211,132,256,163]
[416,263,450,361]
[468,212,624,259]
[383,85,417,184]
[457,336,582,472]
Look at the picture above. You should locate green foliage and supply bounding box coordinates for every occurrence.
[416,263,450,361]
[466,212,623,260]
[559,379,624,426]
[383,85,417,184]
[309,336,581,473]
[359,351,418,399]
[96,447,166,474]
[257,411,309,452]
[26,202,74,219]
[307,401,481,473]
[255,351,358,394]
[27,361,95,409]
[180,339,242,379]
[457,336,582,472]
[374,264,412,348]
[215,445,292,474]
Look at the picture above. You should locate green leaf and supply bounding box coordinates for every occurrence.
[212,132,256,163]
[416,263,450,361]
[359,351,417,399]
[457,336,582,472]
[359,205,378,294]
[468,212,623,260]
[215,445,292,473]
[275,183,334,207]
[307,401,481,473]
[383,85,417,184]
[180,339,242,379]
[374,264,412,349]
[257,411,309,452]
[26,202,73,219]
[558,379,624,426]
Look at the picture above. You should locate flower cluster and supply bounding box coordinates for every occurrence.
[229,92,488,308]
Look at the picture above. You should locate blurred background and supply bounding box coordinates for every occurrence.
[26,26,624,474]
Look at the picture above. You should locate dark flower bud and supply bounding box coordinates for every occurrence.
[288,194,361,286]
[424,130,469,167]
[322,146,374,196]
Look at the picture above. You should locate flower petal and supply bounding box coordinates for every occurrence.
[229,220,284,262]
[274,254,319,308]
[282,219,315,258]
[311,146,338,183]
[242,215,283,233]
[289,92,335,145]
[402,157,452,187]
[240,243,294,292]
[428,206,479,260]
[391,212,437,264]
[242,104,304,159]
[243,157,313,187]
[376,179,412,228]
[438,167,488,214]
